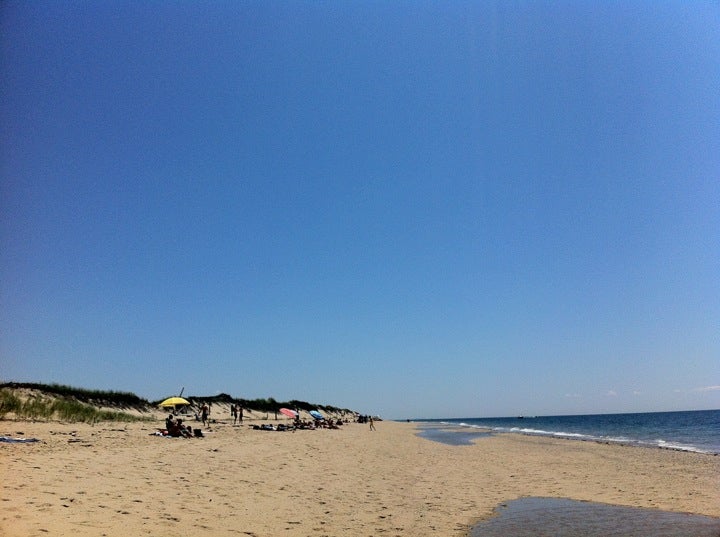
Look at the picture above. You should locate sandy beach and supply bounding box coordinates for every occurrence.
[2,418,718,537]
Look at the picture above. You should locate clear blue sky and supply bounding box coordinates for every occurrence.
[1,1,718,419]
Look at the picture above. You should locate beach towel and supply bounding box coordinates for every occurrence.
[0,436,40,443]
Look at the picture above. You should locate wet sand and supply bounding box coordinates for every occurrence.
[1,419,718,536]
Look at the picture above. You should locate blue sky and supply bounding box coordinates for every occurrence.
[1,1,718,419]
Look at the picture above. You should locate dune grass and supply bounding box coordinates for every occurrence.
[0,382,148,409]
[188,393,356,416]
[0,382,359,422]
[0,388,150,423]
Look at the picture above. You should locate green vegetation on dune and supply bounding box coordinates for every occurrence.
[0,382,359,422]
[0,387,148,423]
[0,382,148,409]
[184,394,356,416]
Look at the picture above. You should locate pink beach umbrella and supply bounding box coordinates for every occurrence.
[279,408,298,419]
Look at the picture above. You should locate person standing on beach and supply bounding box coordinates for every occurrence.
[369,416,376,431]
[201,403,209,427]
[238,406,243,423]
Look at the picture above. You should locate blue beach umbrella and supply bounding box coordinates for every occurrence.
[309,410,324,420]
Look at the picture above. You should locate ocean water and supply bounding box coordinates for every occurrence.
[417,409,720,454]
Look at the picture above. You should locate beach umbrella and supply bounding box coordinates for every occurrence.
[309,410,324,420]
[279,408,298,418]
[159,397,190,407]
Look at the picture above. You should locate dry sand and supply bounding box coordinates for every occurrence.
[1,419,718,536]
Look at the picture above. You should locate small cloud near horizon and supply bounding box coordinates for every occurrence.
[693,385,720,392]
[605,390,617,397]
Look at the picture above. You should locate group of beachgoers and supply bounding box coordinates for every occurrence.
[154,414,203,438]
[230,403,243,424]
[253,417,345,432]
[154,402,375,438]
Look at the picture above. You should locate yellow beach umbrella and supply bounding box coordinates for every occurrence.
[159,396,190,407]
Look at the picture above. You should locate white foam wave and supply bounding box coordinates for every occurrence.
[497,427,711,453]
[506,427,592,440]
[656,439,709,454]
[456,422,489,430]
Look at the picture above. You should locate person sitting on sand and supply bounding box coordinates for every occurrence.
[165,418,190,438]
[176,419,193,438]
[165,414,175,432]
[166,420,182,437]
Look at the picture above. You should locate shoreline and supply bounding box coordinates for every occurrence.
[2,419,718,536]
[413,410,719,455]
[415,420,720,454]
